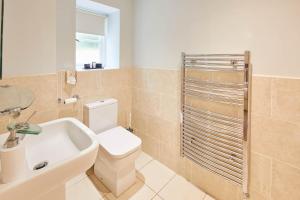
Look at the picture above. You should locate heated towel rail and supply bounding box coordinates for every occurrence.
[180,51,251,198]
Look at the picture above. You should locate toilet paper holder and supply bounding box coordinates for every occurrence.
[57,95,80,104]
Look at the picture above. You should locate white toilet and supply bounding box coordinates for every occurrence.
[83,99,142,197]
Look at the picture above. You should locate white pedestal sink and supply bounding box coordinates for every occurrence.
[0,118,99,200]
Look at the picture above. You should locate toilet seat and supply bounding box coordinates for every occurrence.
[95,126,141,159]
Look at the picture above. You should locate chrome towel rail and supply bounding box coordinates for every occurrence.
[180,51,251,199]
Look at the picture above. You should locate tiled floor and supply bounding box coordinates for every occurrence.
[66,152,215,200]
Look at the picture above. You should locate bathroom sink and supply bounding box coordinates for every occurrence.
[0,118,99,200]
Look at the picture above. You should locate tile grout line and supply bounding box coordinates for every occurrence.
[137,158,154,171]
[139,156,207,200]
[155,173,177,197]
[137,158,177,196]
[151,194,163,200]
[86,174,111,200]
[269,158,273,200]
[136,161,176,198]
[66,174,89,189]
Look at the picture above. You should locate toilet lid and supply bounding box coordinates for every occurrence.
[96,126,142,159]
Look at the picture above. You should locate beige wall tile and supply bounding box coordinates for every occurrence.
[250,152,271,198]
[0,69,132,134]
[21,108,58,124]
[251,115,300,168]
[212,71,244,84]
[71,71,101,98]
[132,109,149,135]
[271,77,300,124]
[139,132,160,159]
[146,115,169,140]
[58,102,82,120]
[101,69,132,88]
[158,141,181,173]
[248,190,268,200]
[147,69,180,95]
[11,74,58,112]
[271,161,300,200]
[132,68,148,89]
[132,88,161,116]
[251,76,271,117]
[182,158,193,181]
[159,93,180,122]
[147,116,179,145]
[185,69,212,81]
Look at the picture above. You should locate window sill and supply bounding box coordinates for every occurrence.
[76,67,120,72]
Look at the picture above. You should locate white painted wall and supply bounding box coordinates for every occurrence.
[3,0,56,76]
[133,0,300,76]
[3,0,77,76]
[57,0,76,71]
[2,0,133,77]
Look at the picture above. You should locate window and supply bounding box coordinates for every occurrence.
[76,32,104,69]
[76,2,120,69]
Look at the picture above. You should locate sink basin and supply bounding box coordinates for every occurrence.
[0,118,99,200]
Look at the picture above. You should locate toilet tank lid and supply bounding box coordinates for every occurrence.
[96,126,142,159]
[84,99,117,109]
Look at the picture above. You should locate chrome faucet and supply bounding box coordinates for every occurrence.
[4,110,42,148]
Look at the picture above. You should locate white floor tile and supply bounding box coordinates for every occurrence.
[135,152,153,170]
[105,179,156,200]
[65,173,87,188]
[204,195,215,200]
[152,195,163,200]
[159,175,206,200]
[66,177,106,200]
[138,160,176,192]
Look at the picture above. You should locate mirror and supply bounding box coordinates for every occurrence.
[0,0,3,79]
[0,85,34,115]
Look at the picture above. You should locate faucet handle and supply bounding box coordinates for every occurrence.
[16,111,41,135]
[4,111,41,148]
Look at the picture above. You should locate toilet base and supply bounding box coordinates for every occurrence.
[94,148,141,197]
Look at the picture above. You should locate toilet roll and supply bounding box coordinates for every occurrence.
[64,97,77,104]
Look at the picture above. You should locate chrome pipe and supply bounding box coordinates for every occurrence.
[184,153,242,185]
[183,105,243,126]
[185,78,247,89]
[183,128,243,159]
[185,54,245,57]
[183,148,243,183]
[181,52,251,197]
[184,89,244,106]
[184,105,243,123]
[184,66,246,72]
[184,111,243,132]
[183,139,243,173]
[183,121,243,147]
